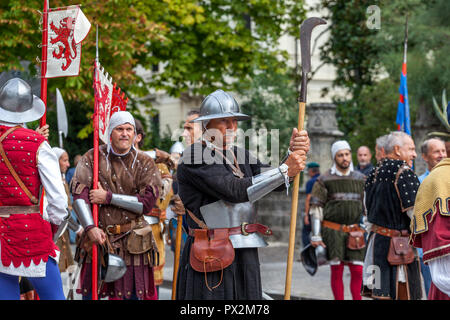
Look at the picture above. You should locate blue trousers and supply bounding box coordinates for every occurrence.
[301,223,311,248]
[0,258,65,300]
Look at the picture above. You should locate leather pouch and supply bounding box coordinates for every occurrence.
[127,224,157,255]
[347,231,366,250]
[189,228,235,273]
[387,236,414,265]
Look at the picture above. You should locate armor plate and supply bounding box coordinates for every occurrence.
[110,193,143,214]
[72,198,94,228]
[199,200,268,248]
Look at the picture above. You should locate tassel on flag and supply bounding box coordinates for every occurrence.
[45,5,91,78]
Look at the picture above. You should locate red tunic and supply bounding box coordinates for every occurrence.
[0,126,58,268]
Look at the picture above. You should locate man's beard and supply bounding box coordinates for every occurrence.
[336,160,350,170]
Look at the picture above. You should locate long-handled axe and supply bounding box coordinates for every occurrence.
[284,17,326,300]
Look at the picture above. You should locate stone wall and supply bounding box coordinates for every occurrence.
[255,102,344,248]
[256,190,307,247]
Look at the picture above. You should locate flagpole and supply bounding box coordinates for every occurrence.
[396,15,410,134]
[403,15,408,69]
[39,0,49,127]
[402,15,410,135]
[91,24,100,300]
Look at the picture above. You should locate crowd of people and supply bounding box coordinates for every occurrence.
[0,77,448,301]
[301,132,449,300]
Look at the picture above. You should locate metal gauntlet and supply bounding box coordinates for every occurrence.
[110,194,143,214]
[309,206,323,242]
[72,199,94,229]
[247,164,289,203]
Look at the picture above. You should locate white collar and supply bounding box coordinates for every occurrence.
[330,162,354,176]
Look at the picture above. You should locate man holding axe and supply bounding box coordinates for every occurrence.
[175,89,309,300]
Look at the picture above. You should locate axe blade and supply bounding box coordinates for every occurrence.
[56,88,68,137]
[300,17,327,74]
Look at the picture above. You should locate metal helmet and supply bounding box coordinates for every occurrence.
[192,89,250,123]
[300,244,328,276]
[300,244,318,276]
[0,78,45,123]
[170,141,184,155]
[100,249,127,283]
[315,245,328,266]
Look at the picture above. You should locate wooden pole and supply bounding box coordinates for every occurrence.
[284,100,306,300]
[171,214,183,300]
[91,25,100,300]
[39,0,48,127]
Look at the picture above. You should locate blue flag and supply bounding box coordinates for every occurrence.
[396,63,411,135]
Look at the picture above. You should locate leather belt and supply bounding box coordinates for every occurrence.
[322,220,364,233]
[371,224,409,238]
[328,192,361,201]
[0,205,41,216]
[189,223,273,238]
[106,222,132,235]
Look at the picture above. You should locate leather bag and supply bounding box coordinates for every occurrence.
[387,236,414,265]
[127,223,157,255]
[347,231,366,250]
[189,228,235,273]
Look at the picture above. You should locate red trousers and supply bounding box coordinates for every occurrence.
[330,262,363,300]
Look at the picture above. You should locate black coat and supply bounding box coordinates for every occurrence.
[175,142,276,300]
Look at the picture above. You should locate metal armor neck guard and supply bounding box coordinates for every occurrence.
[199,200,268,248]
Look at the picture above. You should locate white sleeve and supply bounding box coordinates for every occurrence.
[428,255,450,296]
[37,141,68,225]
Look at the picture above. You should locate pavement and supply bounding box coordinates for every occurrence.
[64,241,373,300]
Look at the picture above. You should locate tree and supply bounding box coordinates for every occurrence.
[318,0,450,162]
[0,0,306,158]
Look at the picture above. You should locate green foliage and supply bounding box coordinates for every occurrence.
[0,0,306,155]
[345,77,398,157]
[317,0,381,138]
[237,66,299,161]
[431,90,450,131]
[318,0,450,156]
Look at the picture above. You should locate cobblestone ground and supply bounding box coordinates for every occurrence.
[64,241,426,300]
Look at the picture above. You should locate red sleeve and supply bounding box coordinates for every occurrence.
[137,185,159,214]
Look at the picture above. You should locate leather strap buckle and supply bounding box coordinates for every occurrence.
[106,224,119,236]
[241,222,249,236]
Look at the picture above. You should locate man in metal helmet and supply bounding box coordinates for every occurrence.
[175,89,310,299]
[0,78,68,300]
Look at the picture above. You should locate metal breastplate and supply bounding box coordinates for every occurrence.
[199,200,268,249]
